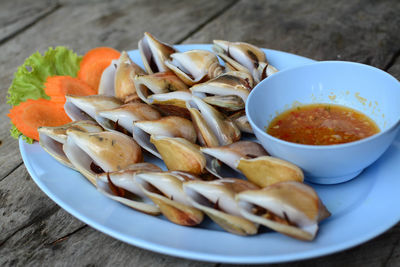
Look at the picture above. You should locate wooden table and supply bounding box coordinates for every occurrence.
[1,0,400,265]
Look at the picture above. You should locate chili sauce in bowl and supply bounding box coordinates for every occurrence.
[246,61,400,184]
[266,104,380,145]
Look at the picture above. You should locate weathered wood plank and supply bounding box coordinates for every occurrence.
[0,0,235,179]
[0,0,59,43]
[219,224,400,267]
[184,0,400,69]
[0,217,214,267]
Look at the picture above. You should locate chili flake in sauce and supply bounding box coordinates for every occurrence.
[266,104,380,145]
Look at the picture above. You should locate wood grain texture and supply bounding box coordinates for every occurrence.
[184,0,400,69]
[0,0,59,43]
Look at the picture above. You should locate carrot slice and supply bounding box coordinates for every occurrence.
[77,47,121,91]
[8,99,72,141]
[44,76,96,104]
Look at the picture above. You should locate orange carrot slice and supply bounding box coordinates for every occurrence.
[8,99,72,141]
[44,76,96,104]
[77,47,121,91]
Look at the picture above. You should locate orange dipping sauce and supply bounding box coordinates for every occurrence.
[266,104,380,145]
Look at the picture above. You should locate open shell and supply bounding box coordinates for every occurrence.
[187,96,241,147]
[38,120,103,169]
[147,91,192,118]
[95,102,161,134]
[134,72,189,104]
[98,59,118,96]
[132,116,197,158]
[237,156,304,187]
[63,129,142,185]
[201,141,268,177]
[165,50,223,86]
[184,178,259,235]
[138,32,176,74]
[135,171,203,226]
[115,51,146,102]
[254,62,279,83]
[150,136,206,175]
[229,110,253,133]
[190,72,251,107]
[64,95,122,121]
[213,40,266,74]
[96,163,162,215]
[236,181,331,241]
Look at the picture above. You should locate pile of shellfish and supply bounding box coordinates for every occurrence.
[38,32,330,241]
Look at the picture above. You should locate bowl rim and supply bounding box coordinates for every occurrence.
[246,60,400,150]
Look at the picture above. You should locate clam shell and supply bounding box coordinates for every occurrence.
[229,110,253,133]
[138,32,176,74]
[98,59,118,96]
[190,72,251,104]
[134,116,196,143]
[38,120,103,169]
[213,40,266,74]
[96,163,162,215]
[134,72,189,104]
[95,103,161,134]
[150,136,206,175]
[187,96,241,147]
[115,51,146,102]
[64,95,122,121]
[183,178,259,235]
[63,129,142,185]
[201,141,268,172]
[254,62,279,83]
[236,181,330,241]
[237,156,304,187]
[165,50,223,86]
[135,172,203,226]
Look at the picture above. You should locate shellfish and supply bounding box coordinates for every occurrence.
[138,32,176,74]
[184,178,259,235]
[63,129,142,185]
[135,171,204,226]
[38,120,103,169]
[165,50,224,86]
[236,181,331,240]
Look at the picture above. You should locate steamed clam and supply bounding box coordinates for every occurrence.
[132,116,197,158]
[95,102,161,134]
[165,50,224,86]
[135,171,204,226]
[138,32,176,74]
[236,181,331,241]
[96,163,162,215]
[38,120,103,169]
[190,72,251,104]
[201,141,268,177]
[98,59,118,96]
[115,51,146,102]
[150,136,206,175]
[184,178,259,235]
[63,129,143,185]
[187,96,241,147]
[64,95,122,121]
[134,71,189,104]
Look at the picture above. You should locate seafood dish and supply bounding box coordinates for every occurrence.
[24,33,330,241]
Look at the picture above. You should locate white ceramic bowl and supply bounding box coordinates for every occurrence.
[246,61,400,184]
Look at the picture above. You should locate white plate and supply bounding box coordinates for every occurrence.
[20,44,400,264]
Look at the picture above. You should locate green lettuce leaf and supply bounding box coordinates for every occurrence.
[7,46,82,142]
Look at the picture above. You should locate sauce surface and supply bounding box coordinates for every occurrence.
[266,103,380,145]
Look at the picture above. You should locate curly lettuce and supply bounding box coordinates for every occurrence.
[7,46,82,143]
